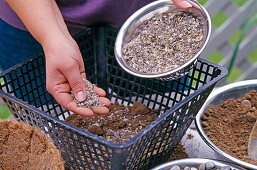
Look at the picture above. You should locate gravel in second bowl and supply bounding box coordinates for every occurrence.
[122,9,206,74]
[152,158,241,170]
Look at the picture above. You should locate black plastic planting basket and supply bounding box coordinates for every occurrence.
[0,27,227,170]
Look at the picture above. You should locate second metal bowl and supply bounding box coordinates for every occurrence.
[115,0,211,80]
[195,80,257,169]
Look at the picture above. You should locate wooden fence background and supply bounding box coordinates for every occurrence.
[199,0,257,86]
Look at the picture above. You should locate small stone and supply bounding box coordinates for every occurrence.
[198,163,205,170]
[250,107,256,111]
[169,165,180,170]
[184,167,190,170]
[241,99,251,108]
[220,166,231,170]
[205,161,215,170]
[190,167,197,170]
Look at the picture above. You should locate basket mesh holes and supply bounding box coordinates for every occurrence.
[12,113,19,119]
[79,154,85,161]
[0,27,227,169]
[57,110,71,121]
[7,100,16,107]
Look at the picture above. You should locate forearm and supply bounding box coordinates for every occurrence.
[6,0,71,47]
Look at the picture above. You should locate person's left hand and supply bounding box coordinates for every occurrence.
[172,0,198,9]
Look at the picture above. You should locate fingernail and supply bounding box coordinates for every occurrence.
[182,1,192,8]
[76,91,85,102]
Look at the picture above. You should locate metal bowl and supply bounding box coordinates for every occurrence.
[114,0,211,80]
[151,158,242,170]
[195,80,257,169]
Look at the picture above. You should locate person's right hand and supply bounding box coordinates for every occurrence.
[43,35,111,117]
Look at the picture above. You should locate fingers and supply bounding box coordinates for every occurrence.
[53,88,111,116]
[66,96,110,116]
[172,0,193,9]
[52,87,109,115]
[62,61,86,102]
[50,83,111,116]
[93,86,106,97]
[54,91,94,117]
[99,97,111,107]
[92,106,109,115]
[91,97,111,115]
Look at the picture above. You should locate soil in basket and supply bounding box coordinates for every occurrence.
[65,101,158,143]
[202,90,257,165]
[65,101,189,163]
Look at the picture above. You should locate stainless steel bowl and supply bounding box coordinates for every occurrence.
[151,158,242,170]
[195,80,257,170]
[114,0,211,80]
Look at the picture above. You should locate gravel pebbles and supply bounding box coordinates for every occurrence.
[168,161,232,170]
[71,78,104,109]
[123,10,205,74]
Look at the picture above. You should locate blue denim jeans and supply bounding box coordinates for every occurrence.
[0,18,43,71]
[0,19,46,107]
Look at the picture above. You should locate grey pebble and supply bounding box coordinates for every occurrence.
[184,167,190,170]
[190,167,197,170]
[168,162,231,170]
[198,163,205,170]
[241,99,251,108]
[170,165,180,170]
[205,161,215,170]
[220,166,231,170]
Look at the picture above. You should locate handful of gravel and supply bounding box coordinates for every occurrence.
[71,78,104,109]
[123,10,206,74]
[169,161,232,170]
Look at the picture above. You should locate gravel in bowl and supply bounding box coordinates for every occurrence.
[122,10,205,74]
[115,0,211,80]
[151,158,242,170]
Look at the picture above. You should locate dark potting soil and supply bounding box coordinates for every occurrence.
[65,101,158,143]
[65,101,189,163]
[168,143,189,161]
[202,89,257,165]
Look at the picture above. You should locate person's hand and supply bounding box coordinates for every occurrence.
[172,0,198,9]
[6,0,111,116]
[43,35,111,117]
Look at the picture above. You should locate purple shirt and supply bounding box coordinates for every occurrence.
[0,0,153,34]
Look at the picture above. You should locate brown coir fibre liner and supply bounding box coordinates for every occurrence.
[0,120,64,170]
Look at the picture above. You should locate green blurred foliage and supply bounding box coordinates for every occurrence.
[0,104,11,120]
[211,11,228,28]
